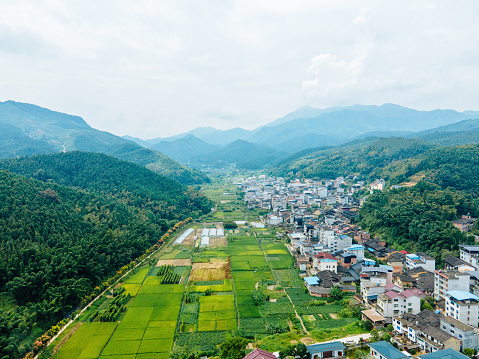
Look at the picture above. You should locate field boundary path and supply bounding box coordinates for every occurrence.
[254,232,309,335]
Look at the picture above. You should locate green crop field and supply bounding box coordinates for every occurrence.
[110,327,146,341]
[273,269,303,287]
[230,261,251,270]
[124,267,150,284]
[102,340,141,356]
[57,322,117,359]
[121,283,141,297]
[191,279,233,293]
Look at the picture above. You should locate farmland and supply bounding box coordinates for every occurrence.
[50,179,364,358]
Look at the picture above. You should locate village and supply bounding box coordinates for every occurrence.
[238,174,479,359]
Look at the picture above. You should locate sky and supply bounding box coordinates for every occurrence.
[1,1,479,139]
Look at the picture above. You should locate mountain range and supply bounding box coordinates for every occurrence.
[125,103,479,170]
[0,101,209,184]
[3,100,479,173]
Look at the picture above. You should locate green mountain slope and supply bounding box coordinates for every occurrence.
[0,101,209,184]
[151,135,221,163]
[191,139,287,170]
[0,154,211,358]
[271,137,435,181]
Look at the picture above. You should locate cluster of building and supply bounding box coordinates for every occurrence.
[237,176,479,357]
[244,341,470,359]
[238,175,375,226]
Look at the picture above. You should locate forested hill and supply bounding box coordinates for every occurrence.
[0,154,211,358]
[0,101,210,185]
[357,145,479,263]
[270,137,435,181]
[0,151,211,220]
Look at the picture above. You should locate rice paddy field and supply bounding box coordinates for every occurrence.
[53,181,360,358]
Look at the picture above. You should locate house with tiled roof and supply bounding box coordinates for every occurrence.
[242,348,277,359]
[307,341,346,359]
[376,288,426,317]
[418,348,469,359]
[368,341,409,359]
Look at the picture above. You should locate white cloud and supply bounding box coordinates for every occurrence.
[0,1,478,138]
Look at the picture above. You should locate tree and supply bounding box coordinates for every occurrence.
[223,220,237,229]
[330,286,343,301]
[295,343,310,359]
[219,337,249,359]
[464,348,475,358]
[386,324,394,332]
[169,345,199,359]
[279,345,295,359]
[364,320,373,331]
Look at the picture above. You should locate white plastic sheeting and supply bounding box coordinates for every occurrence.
[200,236,210,247]
[174,228,194,245]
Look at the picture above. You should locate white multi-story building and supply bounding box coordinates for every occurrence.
[312,253,338,274]
[345,244,365,261]
[460,245,479,270]
[434,270,470,301]
[440,316,479,351]
[445,290,479,328]
[377,288,425,317]
[405,252,436,272]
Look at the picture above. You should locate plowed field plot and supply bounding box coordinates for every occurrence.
[189,261,231,281]
[209,237,227,247]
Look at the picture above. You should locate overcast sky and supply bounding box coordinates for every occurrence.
[1,1,479,138]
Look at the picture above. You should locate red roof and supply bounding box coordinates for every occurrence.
[400,250,409,254]
[243,349,277,359]
[313,252,337,260]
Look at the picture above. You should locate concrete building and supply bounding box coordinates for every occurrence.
[434,270,470,301]
[460,245,479,269]
[440,316,479,351]
[345,244,365,261]
[376,288,425,318]
[306,341,346,359]
[445,290,479,327]
[368,341,408,359]
[406,252,436,272]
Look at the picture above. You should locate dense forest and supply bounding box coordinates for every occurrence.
[0,152,211,220]
[358,181,478,260]
[271,137,435,181]
[0,153,211,358]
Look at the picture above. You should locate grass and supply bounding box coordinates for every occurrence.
[57,322,117,359]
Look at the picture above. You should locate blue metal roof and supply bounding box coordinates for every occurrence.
[419,348,469,359]
[304,277,320,286]
[368,341,408,359]
[347,244,365,250]
[446,290,479,301]
[307,341,346,354]
[319,258,337,262]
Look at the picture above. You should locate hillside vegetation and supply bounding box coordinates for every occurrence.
[0,153,211,358]
[271,137,434,181]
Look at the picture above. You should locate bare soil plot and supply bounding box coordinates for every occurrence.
[330,313,339,319]
[189,261,231,281]
[209,237,226,247]
[156,258,191,267]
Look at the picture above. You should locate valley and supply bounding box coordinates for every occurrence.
[30,180,367,359]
